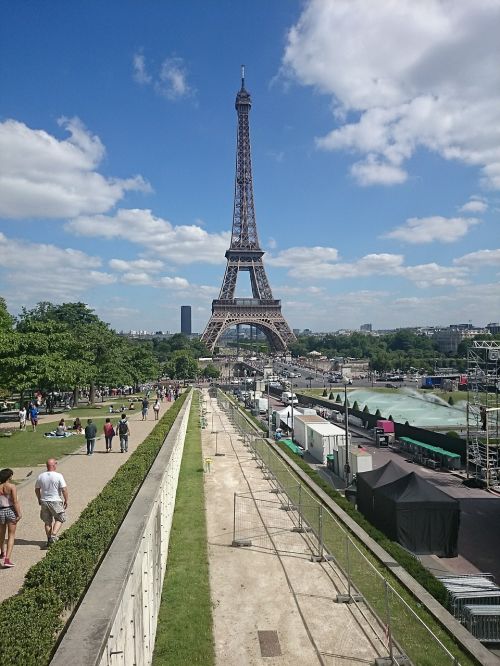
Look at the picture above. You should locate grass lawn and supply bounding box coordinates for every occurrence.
[152,393,214,666]
[0,417,110,468]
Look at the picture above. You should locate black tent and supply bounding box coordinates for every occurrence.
[357,463,460,557]
[356,460,407,523]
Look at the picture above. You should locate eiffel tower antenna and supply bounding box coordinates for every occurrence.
[201,70,295,353]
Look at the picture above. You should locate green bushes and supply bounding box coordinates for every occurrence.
[0,392,189,666]
[275,441,447,606]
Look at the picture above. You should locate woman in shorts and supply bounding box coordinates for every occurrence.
[0,468,22,568]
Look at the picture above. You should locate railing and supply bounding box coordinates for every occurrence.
[217,389,470,666]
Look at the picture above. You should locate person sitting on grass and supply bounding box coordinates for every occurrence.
[55,419,67,437]
[72,417,82,433]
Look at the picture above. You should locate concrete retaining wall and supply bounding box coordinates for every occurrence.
[51,392,193,666]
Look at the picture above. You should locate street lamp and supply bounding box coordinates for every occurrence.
[344,380,351,487]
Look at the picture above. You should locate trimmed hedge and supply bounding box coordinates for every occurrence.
[275,441,447,605]
[0,391,189,666]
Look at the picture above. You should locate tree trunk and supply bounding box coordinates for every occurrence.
[73,386,79,408]
[89,382,96,405]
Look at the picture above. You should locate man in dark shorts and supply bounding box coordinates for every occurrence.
[35,459,68,547]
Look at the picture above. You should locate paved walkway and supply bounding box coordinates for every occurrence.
[201,390,388,666]
[0,400,174,602]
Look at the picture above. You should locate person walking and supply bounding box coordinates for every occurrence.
[84,418,97,455]
[141,397,149,421]
[29,403,39,431]
[103,418,115,452]
[34,459,68,547]
[153,399,160,420]
[0,468,22,567]
[117,414,130,453]
[18,405,27,430]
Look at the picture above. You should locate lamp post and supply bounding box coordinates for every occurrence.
[344,381,351,487]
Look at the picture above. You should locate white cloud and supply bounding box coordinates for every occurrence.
[132,52,152,84]
[268,245,339,267]
[158,276,190,289]
[109,258,164,273]
[0,232,116,303]
[132,52,194,101]
[459,197,488,213]
[66,208,230,265]
[156,57,192,100]
[283,0,500,188]
[0,118,150,219]
[385,216,480,244]
[454,248,500,267]
[403,263,467,288]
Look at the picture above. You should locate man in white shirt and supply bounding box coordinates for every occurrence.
[35,458,68,547]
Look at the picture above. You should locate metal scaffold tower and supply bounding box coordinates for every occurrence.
[467,340,500,488]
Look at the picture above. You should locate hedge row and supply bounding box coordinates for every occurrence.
[275,440,448,605]
[0,391,189,666]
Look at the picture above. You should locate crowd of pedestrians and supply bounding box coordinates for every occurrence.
[1,386,182,569]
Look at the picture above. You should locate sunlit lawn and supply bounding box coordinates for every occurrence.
[0,417,109,468]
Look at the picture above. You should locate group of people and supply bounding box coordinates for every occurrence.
[84,415,131,455]
[18,403,40,431]
[1,458,68,567]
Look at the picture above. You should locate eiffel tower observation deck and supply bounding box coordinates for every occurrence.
[201,68,295,353]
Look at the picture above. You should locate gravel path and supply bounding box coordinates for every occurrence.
[0,400,174,602]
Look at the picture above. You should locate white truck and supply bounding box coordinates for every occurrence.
[281,391,298,405]
[253,397,269,414]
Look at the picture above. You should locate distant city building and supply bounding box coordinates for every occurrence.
[434,329,464,354]
[293,328,301,336]
[487,323,500,335]
[360,323,372,332]
[181,306,192,336]
[302,328,312,335]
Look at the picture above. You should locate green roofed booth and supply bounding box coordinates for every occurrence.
[399,436,461,470]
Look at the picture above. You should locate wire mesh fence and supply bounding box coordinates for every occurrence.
[217,389,467,666]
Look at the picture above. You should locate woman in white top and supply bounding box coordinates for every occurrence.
[0,468,22,567]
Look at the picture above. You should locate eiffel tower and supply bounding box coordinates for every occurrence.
[201,68,295,353]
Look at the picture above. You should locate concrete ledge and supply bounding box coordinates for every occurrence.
[51,393,193,666]
[269,439,500,666]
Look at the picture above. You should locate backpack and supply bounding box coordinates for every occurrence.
[118,420,128,436]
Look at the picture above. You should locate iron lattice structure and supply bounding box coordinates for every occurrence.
[466,340,500,488]
[201,70,295,353]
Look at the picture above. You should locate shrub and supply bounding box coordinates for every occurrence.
[0,392,189,666]
[363,405,370,414]
[374,409,382,419]
[448,396,455,406]
[328,391,334,400]
[389,414,394,421]
[352,400,359,411]
[322,388,327,397]
[335,394,341,403]
[446,431,460,439]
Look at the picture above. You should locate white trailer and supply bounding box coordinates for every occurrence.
[306,422,346,465]
[294,415,328,451]
[254,397,269,414]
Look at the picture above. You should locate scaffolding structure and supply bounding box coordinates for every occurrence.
[467,340,500,488]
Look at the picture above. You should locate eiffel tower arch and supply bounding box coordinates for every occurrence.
[201,68,295,354]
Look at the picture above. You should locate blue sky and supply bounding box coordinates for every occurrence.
[0,0,499,333]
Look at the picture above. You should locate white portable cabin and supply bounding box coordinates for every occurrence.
[293,415,328,451]
[306,422,347,465]
[336,446,373,478]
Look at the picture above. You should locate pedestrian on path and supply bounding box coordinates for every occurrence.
[18,406,27,430]
[153,399,160,420]
[29,403,39,431]
[35,459,68,547]
[85,419,97,455]
[141,397,149,420]
[103,418,115,452]
[117,414,130,453]
[0,468,22,568]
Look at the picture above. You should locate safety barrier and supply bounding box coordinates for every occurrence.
[218,389,481,666]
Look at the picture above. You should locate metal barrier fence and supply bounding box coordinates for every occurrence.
[217,389,464,666]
